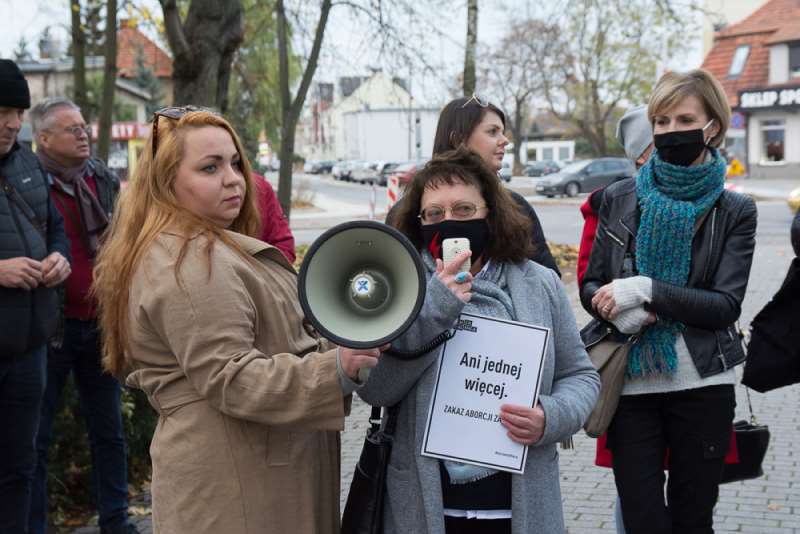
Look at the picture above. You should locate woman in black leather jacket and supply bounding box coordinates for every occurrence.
[580,69,757,534]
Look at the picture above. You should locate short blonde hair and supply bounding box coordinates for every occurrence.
[647,69,731,148]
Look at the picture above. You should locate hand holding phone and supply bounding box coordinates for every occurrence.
[442,238,471,272]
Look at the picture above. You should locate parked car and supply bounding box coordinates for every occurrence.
[524,160,560,177]
[332,160,362,181]
[376,162,401,186]
[350,161,380,184]
[388,159,429,186]
[311,160,335,174]
[498,161,512,182]
[534,157,635,197]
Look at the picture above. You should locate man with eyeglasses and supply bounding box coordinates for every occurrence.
[28,97,136,534]
[0,59,72,534]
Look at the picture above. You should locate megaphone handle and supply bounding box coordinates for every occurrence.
[358,367,371,384]
[384,329,455,360]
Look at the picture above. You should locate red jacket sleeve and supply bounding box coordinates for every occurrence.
[253,173,296,263]
[577,195,599,285]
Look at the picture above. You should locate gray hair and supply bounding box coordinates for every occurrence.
[30,97,81,134]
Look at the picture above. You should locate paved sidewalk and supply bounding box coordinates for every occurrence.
[728,177,798,201]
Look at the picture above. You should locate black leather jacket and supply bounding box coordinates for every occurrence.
[580,178,757,378]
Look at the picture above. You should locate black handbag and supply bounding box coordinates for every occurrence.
[340,406,398,534]
[721,387,770,484]
[340,331,455,533]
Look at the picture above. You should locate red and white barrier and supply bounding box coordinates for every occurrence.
[387,175,400,208]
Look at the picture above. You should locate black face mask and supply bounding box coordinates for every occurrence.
[421,219,490,262]
[653,119,714,167]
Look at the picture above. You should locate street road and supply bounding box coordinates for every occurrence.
[282,172,794,257]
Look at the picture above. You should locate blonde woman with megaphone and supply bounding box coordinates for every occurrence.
[93,107,384,534]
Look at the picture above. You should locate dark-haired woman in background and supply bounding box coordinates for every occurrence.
[387,96,560,276]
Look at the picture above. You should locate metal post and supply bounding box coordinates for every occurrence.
[369,182,377,220]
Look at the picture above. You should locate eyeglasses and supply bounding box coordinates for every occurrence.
[151,105,214,156]
[461,94,489,109]
[418,202,487,224]
[50,125,91,138]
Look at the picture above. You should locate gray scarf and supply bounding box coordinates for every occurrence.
[423,253,516,484]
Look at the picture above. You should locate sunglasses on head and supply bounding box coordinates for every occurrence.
[151,105,217,157]
[461,94,490,109]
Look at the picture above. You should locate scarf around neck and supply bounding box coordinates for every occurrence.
[38,150,109,257]
[422,252,515,484]
[629,147,725,377]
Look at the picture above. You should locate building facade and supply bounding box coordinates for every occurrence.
[301,72,424,162]
[702,0,800,178]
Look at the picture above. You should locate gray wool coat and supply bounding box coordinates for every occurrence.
[357,260,600,534]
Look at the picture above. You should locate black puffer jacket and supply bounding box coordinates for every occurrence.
[0,142,70,358]
[580,178,757,378]
[792,209,799,257]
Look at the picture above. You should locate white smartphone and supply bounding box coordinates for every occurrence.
[442,237,471,272]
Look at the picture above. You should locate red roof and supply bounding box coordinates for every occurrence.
[116,19,172,79]
[717,0,800,39]
[702,0,800,107]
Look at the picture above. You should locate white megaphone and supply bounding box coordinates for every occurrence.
[297,221,428,381]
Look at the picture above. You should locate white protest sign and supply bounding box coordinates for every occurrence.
[421,312,549,474]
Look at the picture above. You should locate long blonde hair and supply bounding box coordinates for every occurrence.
[93,110,261,376]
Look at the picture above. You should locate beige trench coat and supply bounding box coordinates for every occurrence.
[126,229,348,534]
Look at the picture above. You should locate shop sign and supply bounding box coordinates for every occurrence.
[739,87,800,110]
[90,122,151,141]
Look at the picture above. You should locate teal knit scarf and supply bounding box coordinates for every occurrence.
[629,148,725,377]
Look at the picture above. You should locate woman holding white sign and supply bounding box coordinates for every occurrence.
[358,149,600,534]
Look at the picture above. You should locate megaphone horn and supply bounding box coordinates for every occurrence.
[297,220,427,350]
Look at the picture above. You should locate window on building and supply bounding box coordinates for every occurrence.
[760,119,785,162]
[728,45,750,78]
[558,146,570,161]
[790,42,800,78]
[542,147,554,160]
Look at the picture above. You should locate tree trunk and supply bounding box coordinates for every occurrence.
[71,0,88,115]
[511,101,523,175]
[96,0,117,163]
[160,0,244,110]
[276,0,332,221]
[462,0,478,96]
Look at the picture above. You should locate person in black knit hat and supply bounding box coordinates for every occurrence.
[0,58,71,533]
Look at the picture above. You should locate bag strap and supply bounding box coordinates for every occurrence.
[369,405,400,435]
[738,324,759,425]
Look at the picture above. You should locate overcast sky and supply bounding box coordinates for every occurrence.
[0,0,705,107]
